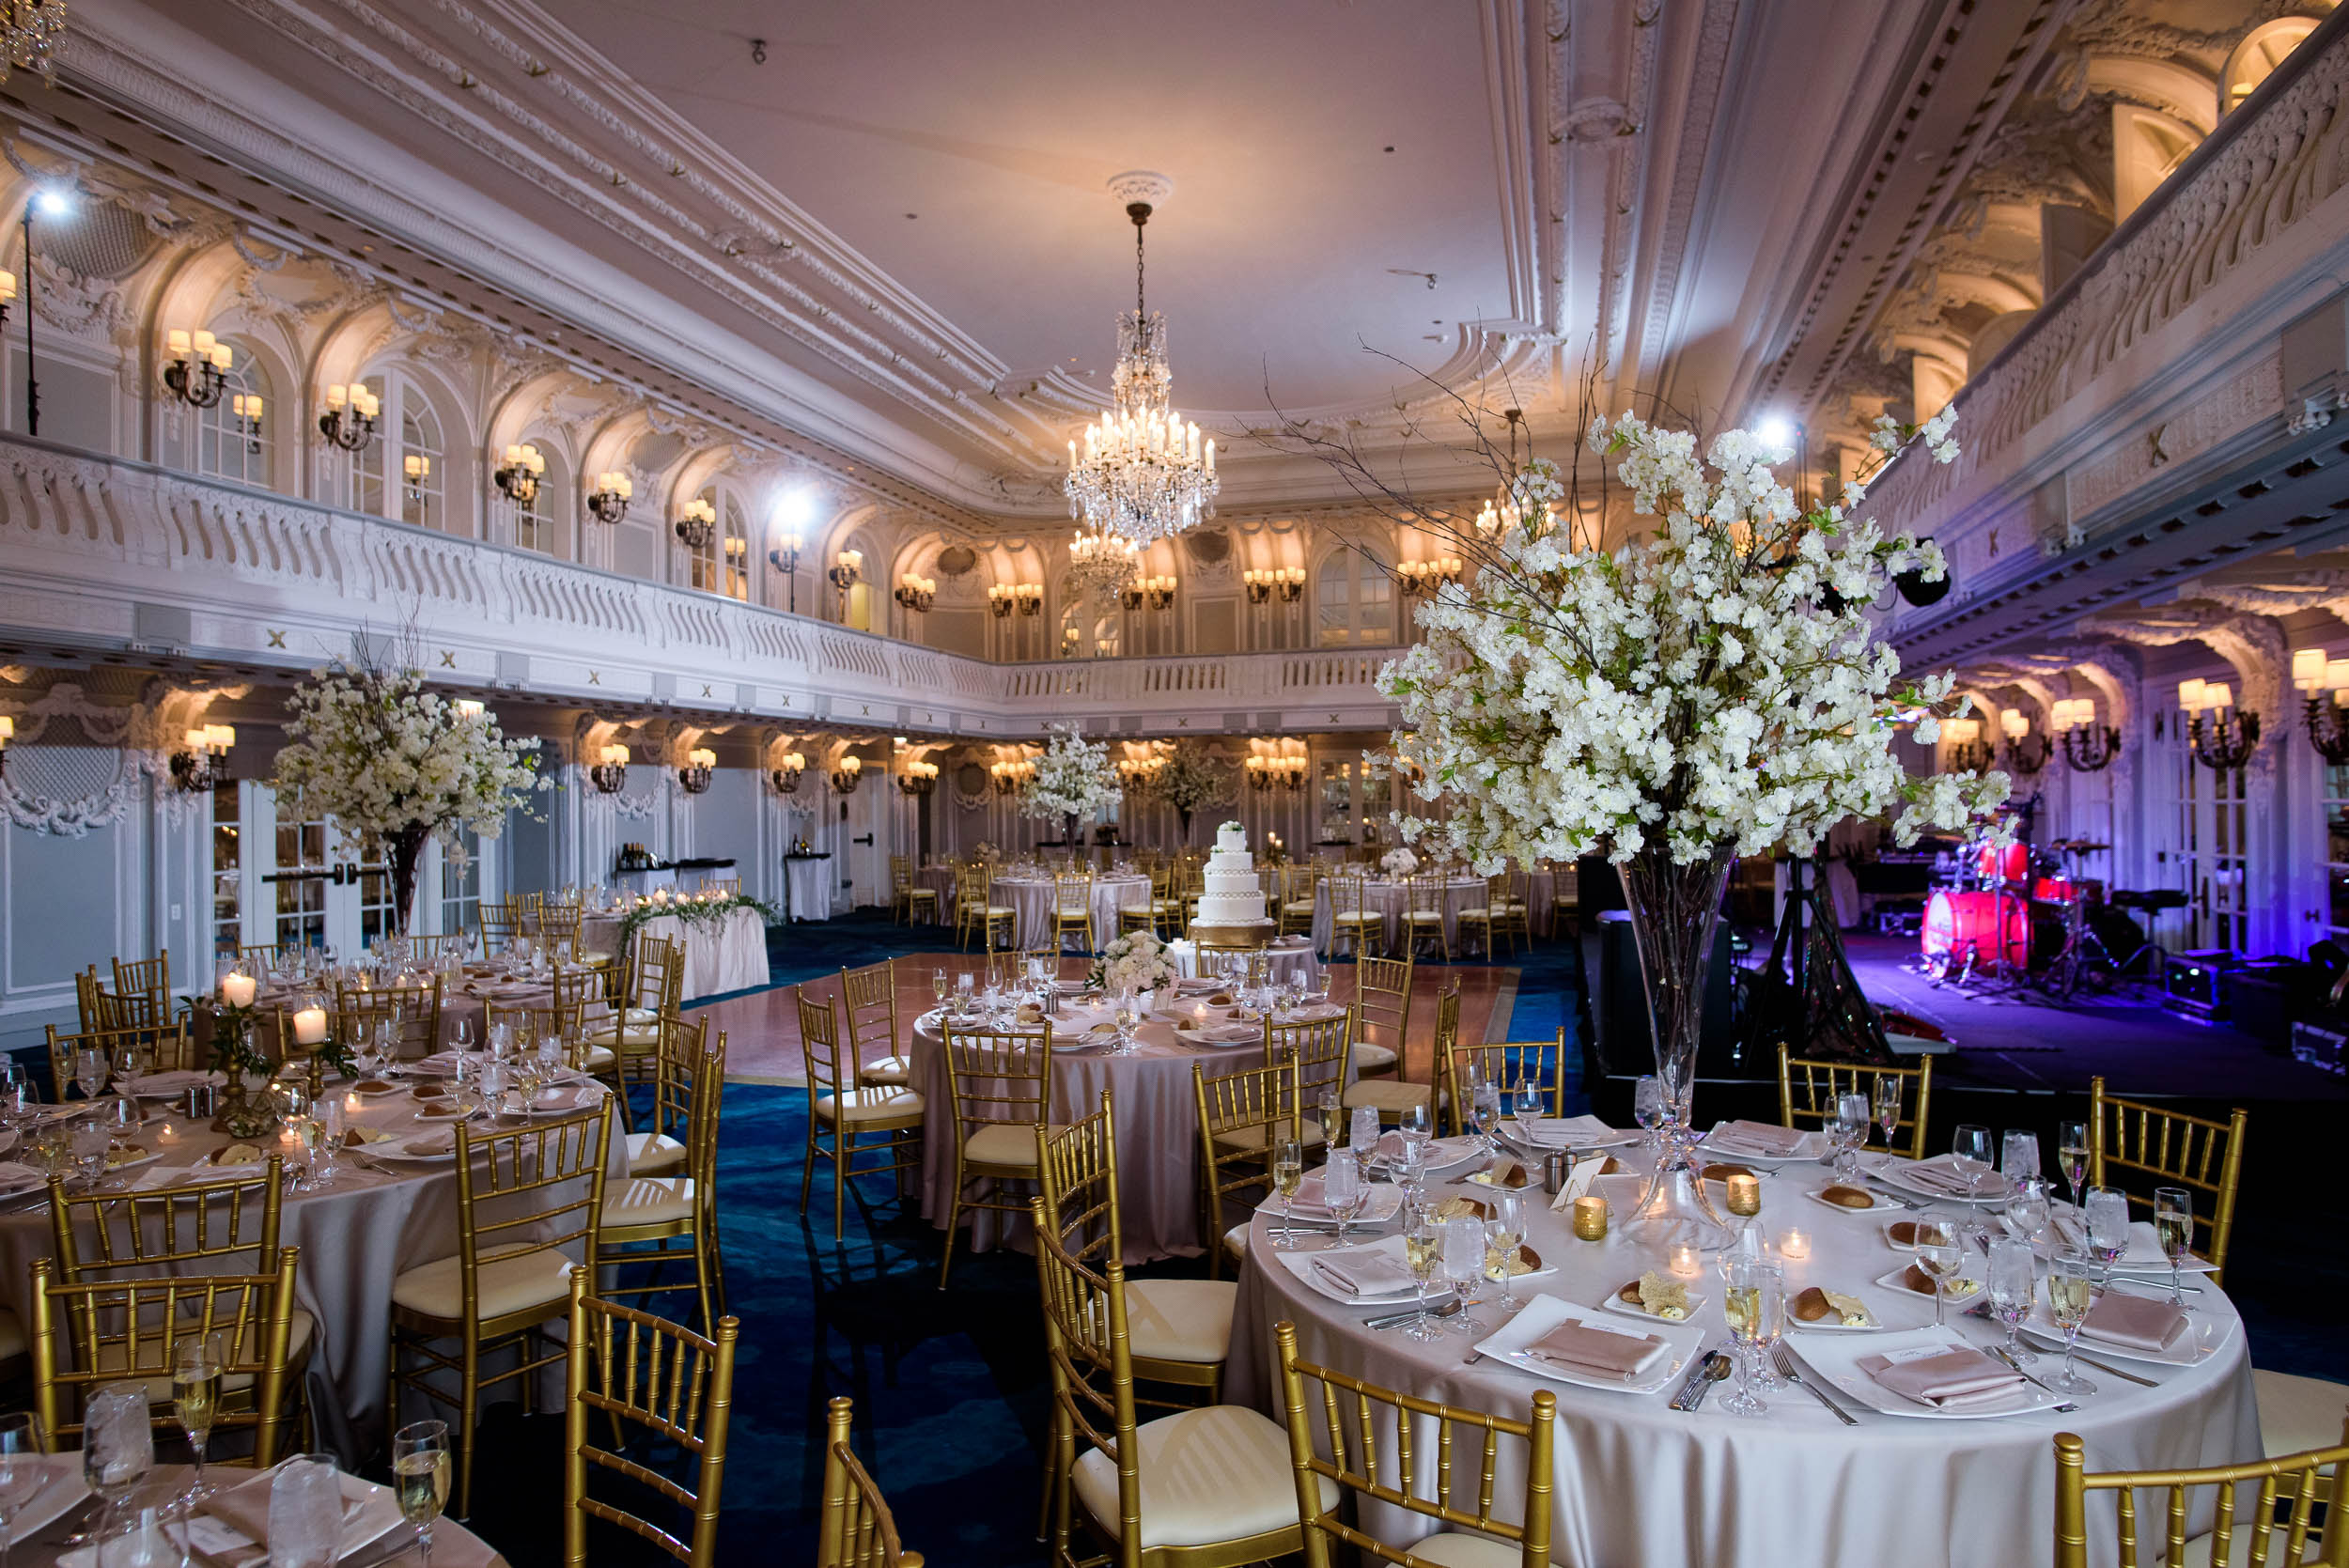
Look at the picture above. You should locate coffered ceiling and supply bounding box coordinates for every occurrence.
[29,0,2298,526]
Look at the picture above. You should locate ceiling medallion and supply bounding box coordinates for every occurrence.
[1064,172,1219,550]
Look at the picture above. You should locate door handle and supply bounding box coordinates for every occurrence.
[852,834,875,846]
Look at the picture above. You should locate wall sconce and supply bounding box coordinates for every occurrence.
[1122,574,1174,611]
[989,582,1044,617]
[1115,755,1164,789]
[1245,567,1306,604]
[0,271,14,329]
[1942,715,1990,772]
[831,754,863,794]
[675,497,716,551]
[318,383,380,453]
[2051,697,2120,771]
[897,758,938,796]
[163,329,232,409]
[2293,649,2349,764]
[1398,556,1465,595]
[988,583,1015,618]
[170,724,234,793]
[403,454,431,505]
[1245,748,1308,791]
[677,747,717,795]
[0,714,11,777]
[586,471,632,524]
[829,550,864,607]
[493,443,545,505]
[894,572,936,613]
[590,743,629,794]
[226,393,265,454]
[1999,706,2050,775]
[990,759,1034,794]
[770,751,806,794]
[1277,567,1305,602]
[1392,752,1425,787]
[2179,679,2260,771]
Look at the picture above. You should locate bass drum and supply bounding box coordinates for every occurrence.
[1922,888,2028,970]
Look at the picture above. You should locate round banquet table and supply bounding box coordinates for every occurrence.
[990,873,1153,951]
[1310,876,1491,955]
[907,997,1352,1263]
[190,971,585,1059]
[912,865,958,924]
[1225,1143,2260,1568]
[0,1079,631,1464]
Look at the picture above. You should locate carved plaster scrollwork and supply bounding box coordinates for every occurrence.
[0,682,155,836]
[2081,604,2288,775]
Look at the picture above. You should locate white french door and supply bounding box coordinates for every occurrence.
[213,784,489,955]
[2154,715,2250,953]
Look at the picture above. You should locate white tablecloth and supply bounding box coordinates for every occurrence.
[1312,876,1491,955]
[785,856,835,922]
[1168,936,1320,986]
[991,874,1152,950]
[636,905,770,998]
[1226,1143,2261,1568]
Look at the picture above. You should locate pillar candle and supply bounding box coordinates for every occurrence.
[220,971,257,1009]
[291,1006,328,1046]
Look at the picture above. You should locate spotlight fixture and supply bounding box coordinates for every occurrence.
[675,497,716,551]
[831,754,863,795]
[770,751,806,794]
[896,758,938,796]
[1999,707,2050,775]
[318,384,380,453]
[678,747,716,795]
[590,743,629,794]
[2293,650,2349,764]
[2179,679,2260,771]
[162,329,232,409]
[228,392,264,453]
[1941,715,1991,773]
[493,443,545,505]
[894,572,936,613]
[169,724,234,793]
[2050,697,2120,772]
[586,471,632,524]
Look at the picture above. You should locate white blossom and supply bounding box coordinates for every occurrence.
[1018,723,1123,824]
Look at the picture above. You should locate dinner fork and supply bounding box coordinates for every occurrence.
[1771,1344,1858,1425]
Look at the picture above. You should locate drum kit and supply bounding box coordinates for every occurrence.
[1918,824,2151,998]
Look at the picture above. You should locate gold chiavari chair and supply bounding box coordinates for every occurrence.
[1400,874,1451,961]
[2052,1425,2348,1568]
[592,937,685,1126]
[798,990,924,1241]
[477,896,527,956]
[889,856,939,926]
[335,974,445,1062]
[956,862,1016,953]
[1336,993,1433,1125]
[937,1020,1057,1288]
[28,1249,303,1471]
[236,941,304,979]
[1120,862,1175,940]
[1548,861,1580,942]
[1447,1024,1572,1131]
[1039,1091,1235,1404]
[44,1020,190,1098]
[1350,954,1412,1081]
[2088,1075,2248,1285]
[1174,856,1207,929]
[388,1103,613,1519]
[842,959,912,1089]
[1034,1198,1316,1568]
[818,1395,923,1568]
[597,1023,729,1332]
[1327,874,1383,960]
[1433,983,1469,1135]
[72,966,107,1034]
[1051,870,1096,956]
[1778,1046,1935,1160]
[109,950,172,1029]
[1272,1320,1557,1568]
[1193,1056,1313,1277]
[1494,867,1532,953]
[1270,1008,1353,1120]
[1277,863,1321,941]
[536,901,587,963]
[623,1014,708,1178]
[402,932,476,964]
[1456,872,1507,960]
[986,947,1055,991]
[564,1267,739,1568]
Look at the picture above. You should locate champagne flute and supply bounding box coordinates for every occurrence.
[1912,1219,1963,1328]
[2057,1120,2090,1207]
[0,1410,45,1568]
[1872,1074,1903,1152]
[1719,1258,1775,1418]
[1316,1085,1344,1149]
[1987,1237,2036,1363]
[173,1333,224,1499]
[2155,1186,2194,1305]
[931,969,949,1012]
[1485,1191,1526,1317]
[2045,1251,2099,1394]
[1402,1203,1445,1342]
[1952,1124,1994,1201]
[392,1421,451,1567]
[1270,1138,1304,1250]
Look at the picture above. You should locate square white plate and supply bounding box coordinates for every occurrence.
[1865,1154,2010,1204]
[2045,1212,2221,1274]
[1275,1235,1423,1306]
[1805,1186,1902,1217]
[1598,1280,1706,1326]
[1471,1294,1700,1395]
[0,1454,89,1541]
[1262,1182,1406,1228]
[1782,1289,1887,1331]
[1701,1124,1829,1163]
[1873,1264,1986,1309]
[1510,1115,1641,1151]
[1788,1327,2067,1420]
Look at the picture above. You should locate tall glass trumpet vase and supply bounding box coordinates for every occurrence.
[1620,845,1740,1251]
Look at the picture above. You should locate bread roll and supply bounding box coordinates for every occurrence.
[1794,1285,1834,1322]
[1888,1220,1919,1247]
[1902,1263,1936,1295]
[1820,1184,1875,1208]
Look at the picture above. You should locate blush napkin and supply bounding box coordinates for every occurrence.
[1309,1249,1418,1296]
[1520,1322,1667,1380]
[2082,1292,2189,1352]
[1857,1346,2025,1409]
[1708,1121,1808,1157]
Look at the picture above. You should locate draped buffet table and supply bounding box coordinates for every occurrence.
[989,873,1152,951]
[1225,1139,2259,1568]
[907,996,1351,1263]
[0,1080,630,1462]
[630,906,770,998]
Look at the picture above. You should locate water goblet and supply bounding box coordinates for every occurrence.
[1348,1106,1380,1161]
[82,1381,152,1545]
[2083,1185,2131,1284]
[2004,1177,2052,1250]
[173,1331,225,1499]
[2155,1186,2194,1305]
[1952,1124,1994,1201]
[1485,1190,1527,1316]
[1911,1218,1964,1328]
[1396,1100,1433,1154]
[1439,1216,1489,1335]
[1470,1080,1502,1157]
[1632,1075,1665,1149]
[70,1119,111,1193]
[73,1046,107,1103]
[449,1018,473,1055]
[1269,1137,1304,1250]
[2056,1120,2089,1206]
[1111,989,1141,1056]
[1832,1092,1870,1182]
[0,1409,45,1565]
[391,1421,451,1568]
[267,1454,344,1568]
[1872,1074,1903,1150]
[1987,1236,2037,1363]
[2000,1129,2042,1188]
[1401,1203,1446,1343]
[1322,1148,1365,1246]
[2044,1251,2100,1394]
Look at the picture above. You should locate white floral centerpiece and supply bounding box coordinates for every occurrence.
[271,644,549,937]
[1018,723,1122,850]
[1136,740,1234,846]
[1086,929,1180,998]
[1379,846,1420,877]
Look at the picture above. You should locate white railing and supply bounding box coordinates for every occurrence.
[0,435,1396,734]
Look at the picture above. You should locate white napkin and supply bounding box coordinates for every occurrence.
[1309,1248,1419,1296]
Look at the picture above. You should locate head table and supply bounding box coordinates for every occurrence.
[1225,1135,2258,1568]
[907,993,1354,1263]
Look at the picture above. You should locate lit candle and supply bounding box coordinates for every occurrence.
[1779,1228,1812,1261]
[1724,1172,1761,1218]
[1571,1195,1610,1241]
[219,970,257,1009]
[157,1122,177,1145]
[291,1005,328,1046]
[1668,1244,1703,1279]
[344,1093,364,1115]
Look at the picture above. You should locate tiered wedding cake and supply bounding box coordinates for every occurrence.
[1196,820,1268,925]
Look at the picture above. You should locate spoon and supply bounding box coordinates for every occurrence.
[1688,1352,1735,1410]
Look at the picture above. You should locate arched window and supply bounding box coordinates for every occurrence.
[685,481,753,598]
[835,532,877,630]
[350,370,449,532]
[1057,585,1121,660]
[510,441,569,559]
[1316,547,1393,647]
[194,340,272,490]
[2224,19,2319,112]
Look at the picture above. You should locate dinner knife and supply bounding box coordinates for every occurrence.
[1688,1352,1734,1410]
[2065,1350,2159,1388]
[1365,1297,1459,1331]
[1667,1351,1719,1411]
[1990,1344,2061,1395]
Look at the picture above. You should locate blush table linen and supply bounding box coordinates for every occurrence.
[1310,876,1492,955]
[989,874,1152,951]
[1224,1146,2261,1568]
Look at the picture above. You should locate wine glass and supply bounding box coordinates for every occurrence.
[1872,1074,1903,1152]
[266,1454,343,1568]
[173,1332,224,1499]
[94,1483,189,1567]
[82,1381,151,1545]
[449,1017,473,1056]
[73,1046,106,1103]
[1269,1138,1304,1250]
[1719,1258,1781,1418]
[392,1421,450,1567]
[1831,1092,1870,1182]
[1401,1203,1446,1343]
[1396,1100,1433,1159]
[1392,1138,1427,1203]
[1348,1106,1381,1161]
[1470,1080,1502,1157]
[1485,1191,1527,1317]
[2084,1186,2131,1284]
[0,1409,46,1565]
[1322,1148,1364,1247]
[1987,1237,2036,1363]
[2044,1251,2100,1395]
[2056,1119,2090,1207]
[1952,1124,1994,1201]
[1911,1219,1964,1328]
[2155,1186,2194,1305]
[1632,1075,1665,1149]
[1439,1216,1488,1335]
[70,1118,111,1193]
[2004,1177,2052,1250]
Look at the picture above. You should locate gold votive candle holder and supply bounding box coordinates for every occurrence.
[1571,1195,1610,1240]
[1724,1172,1761,1217]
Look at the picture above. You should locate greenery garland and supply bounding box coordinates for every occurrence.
[614,892,780,951]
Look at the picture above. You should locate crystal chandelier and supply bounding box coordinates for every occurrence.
[1064,173,1219,548]
[1065,526,1142,601]
[0,0,64,83]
